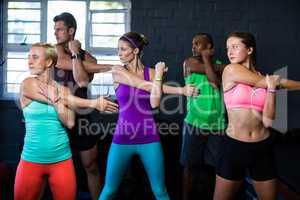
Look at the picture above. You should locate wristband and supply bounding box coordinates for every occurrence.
[155,77,163,81]
[267,88,276,93]
[71,53,83,60]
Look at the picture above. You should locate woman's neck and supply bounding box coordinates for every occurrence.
[241,58,253,71]
[37,68,52,84]
[126,59,144,72]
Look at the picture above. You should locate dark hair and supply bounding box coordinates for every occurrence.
[119,32,149,55]
[53,12,77,37]
[227,32,257,70]
[194,33,214,48]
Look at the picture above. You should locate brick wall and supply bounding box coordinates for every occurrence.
[131,0,300,127]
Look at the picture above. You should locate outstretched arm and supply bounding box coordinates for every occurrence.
[112,65,198,97]
[37,81,119,113]
[56,54,113,73]
[184,57,225,76]
[222,64,300,90]
[279,79,300,90]
[82,61,113,73]
[162,84,198,96]
[56,44,114,73]
[112,66,153,91]
[62,92,119,113]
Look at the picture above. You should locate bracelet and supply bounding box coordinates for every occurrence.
[267,88,276,93]
[155,77,163,81]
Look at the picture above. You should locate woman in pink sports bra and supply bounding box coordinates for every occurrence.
[213,32,300,200]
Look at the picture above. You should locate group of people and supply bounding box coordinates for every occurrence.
[14,12,300,200]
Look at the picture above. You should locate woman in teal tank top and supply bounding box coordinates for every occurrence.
[14,43,118,200]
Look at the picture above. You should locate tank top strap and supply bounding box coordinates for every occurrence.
[144,66,150,81]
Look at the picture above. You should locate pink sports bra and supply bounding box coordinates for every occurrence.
[223,83,267,112]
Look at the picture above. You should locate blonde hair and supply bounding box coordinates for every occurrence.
[31,43,57,67]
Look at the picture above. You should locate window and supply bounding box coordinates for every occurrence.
[4,1,42,96]
[88,1,130,96]
[2,0,131,98]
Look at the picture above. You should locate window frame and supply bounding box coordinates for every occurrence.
[1,0,131,99]
[0,1,4,97]
[3,0,43,98]
[86,7,131,54]
[86,1,131,97]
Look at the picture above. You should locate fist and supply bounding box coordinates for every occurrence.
[155,61,168,75]
[184,84,199,97]
[266,74,281,89]
[68,40,81,54]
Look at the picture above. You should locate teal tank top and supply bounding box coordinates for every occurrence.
[21,101,71,163]
[184,62,226,131]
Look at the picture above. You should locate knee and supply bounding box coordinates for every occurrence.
[152,185,168,199]
[84,163,98,176]
[82,159,99,175]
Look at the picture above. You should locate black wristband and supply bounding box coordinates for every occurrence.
[71,53,83,60]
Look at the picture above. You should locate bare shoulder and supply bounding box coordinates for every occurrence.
[21,77,37,89]
[222,64,241,90]
[222,64,245,75]
[20,77,36,107]
[223,64,260,76]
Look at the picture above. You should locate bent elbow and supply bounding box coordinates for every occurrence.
[207,76,221,89]
[262,118,273,128]
[150,100,160,109]
[66,120,75,129]
[208,80,219,89]
[76,81,89,88]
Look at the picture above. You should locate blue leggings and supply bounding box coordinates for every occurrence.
[99,142,170,200]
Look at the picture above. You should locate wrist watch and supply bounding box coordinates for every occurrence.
[71,52,83,60]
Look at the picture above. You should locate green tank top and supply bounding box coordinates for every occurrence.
[21,101,71,163]
[184,68,226,131]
